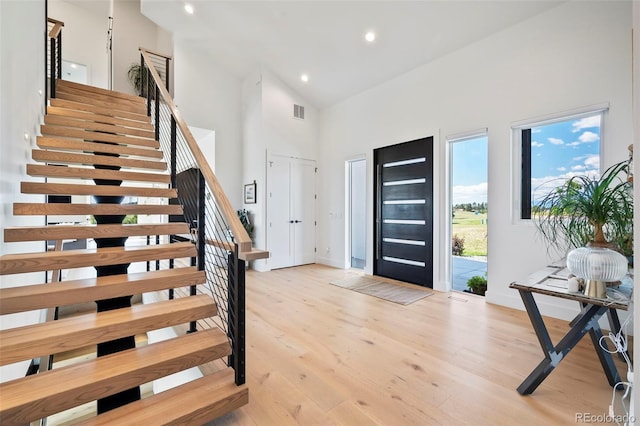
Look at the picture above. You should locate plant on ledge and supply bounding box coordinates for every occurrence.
[533,159,633,258]
[237,209,254,242]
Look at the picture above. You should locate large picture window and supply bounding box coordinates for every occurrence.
[514,106,606,220]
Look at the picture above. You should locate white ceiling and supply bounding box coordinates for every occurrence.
[139,1,565,108]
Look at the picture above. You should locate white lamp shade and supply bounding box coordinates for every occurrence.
[566,247,628,282]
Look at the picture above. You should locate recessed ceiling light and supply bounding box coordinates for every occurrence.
[184,3,194,14]
[300,74,309,83]
[365,31,376,43]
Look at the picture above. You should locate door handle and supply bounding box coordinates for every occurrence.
[295,220,301,223]
[289,220,295,224]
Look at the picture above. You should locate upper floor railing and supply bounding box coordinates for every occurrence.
[139,48,251,385]
[47,18,64,100]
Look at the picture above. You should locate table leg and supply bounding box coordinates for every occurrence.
[517,290,616,395]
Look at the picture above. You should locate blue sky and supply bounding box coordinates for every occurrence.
[452,136,488,205]
[451,114,601,206]
[530,115,600,203]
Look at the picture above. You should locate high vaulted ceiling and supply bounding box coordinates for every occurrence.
[141,0,564,108]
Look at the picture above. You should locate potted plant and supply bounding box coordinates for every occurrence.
[237,209,254,242]
[533,159,633,256]
[466,275,487,296]
[127,63,144,96]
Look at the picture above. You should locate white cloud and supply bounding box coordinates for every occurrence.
[567,141,581,147]
[531,141,544,148]
[578,131,599,143]
[548,137,564,145]
[557,167,566,171]
[452,182,487,205]
[572,165,586,171]
[531,169,599,203]
[572,115,601,133]
[532,129,542,134]
[584,154,600,169]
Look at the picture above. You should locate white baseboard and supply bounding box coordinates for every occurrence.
[316,256,346,269]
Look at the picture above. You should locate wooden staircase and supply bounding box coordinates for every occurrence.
[0,80,248,425]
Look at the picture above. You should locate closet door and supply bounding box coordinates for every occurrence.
[292,159,316,266]
[267,155,294,269]
[267,154,316,269]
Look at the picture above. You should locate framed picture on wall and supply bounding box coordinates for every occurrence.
[244,182,256,204]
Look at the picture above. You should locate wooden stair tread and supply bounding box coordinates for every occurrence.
[33,149,166,170]
[0,294,216,366]
[50,99,149,123]
[26,164,170,184]
[0,242,194,275]
[21,182,176,198]
[45,114,156,139]
[37,136,163,159]
[0,328,231,425]
[78,368,248,426]
[57,80,144,103]
[4,223,190,242]
[39,125,159,148]
[13,202,181,216]
[55,91,148,116]
[55,84,146,108]
[0,267,205,315]
[47,106,154,131]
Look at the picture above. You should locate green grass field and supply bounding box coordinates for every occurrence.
[452,210,487,256]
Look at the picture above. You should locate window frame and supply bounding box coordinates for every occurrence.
[511,103,609,223]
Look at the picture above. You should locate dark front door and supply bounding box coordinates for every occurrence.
[374,137,433,287]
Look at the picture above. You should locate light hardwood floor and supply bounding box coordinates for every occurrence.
[207,264,629,425]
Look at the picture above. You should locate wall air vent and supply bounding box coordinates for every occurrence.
[293,104,305,120]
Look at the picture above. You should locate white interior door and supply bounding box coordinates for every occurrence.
[293,159,316,265]
[267,156,293,269]
[267,154,316,269]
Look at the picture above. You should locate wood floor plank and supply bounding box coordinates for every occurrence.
[0,295,216,366]
[0,267,204,315]
[21,182,176,198]
[37,136,163,159]
[4,223,189,242]
[0,242,194,275]
[13,202,181,216]
[46,106,153,131]
[44,115,156,139]
[0,328,230,425]
[199,264,631,426]
[26,164,170,184]
[39,125,159,148]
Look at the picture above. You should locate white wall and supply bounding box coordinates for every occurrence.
[0,0,47,382]
[242,68,319,270]
[113,0,172,95]
[48,0,109,88]
[317,1,633,318]
[174,41,242,208]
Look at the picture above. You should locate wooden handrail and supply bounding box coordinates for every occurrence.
[47,18,64,38]
[140,47,173,60]
[139,48,252,254]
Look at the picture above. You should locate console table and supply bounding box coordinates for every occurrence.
[510,264,632,395]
